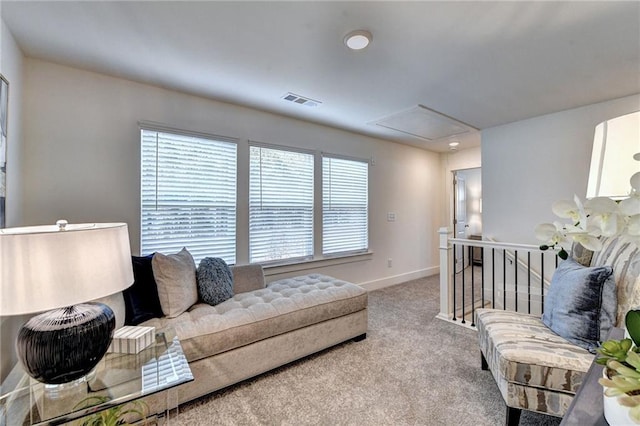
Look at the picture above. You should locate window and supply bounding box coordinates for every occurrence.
[323,156,369,255]
[249,145,314,263]
[140,128,237,264]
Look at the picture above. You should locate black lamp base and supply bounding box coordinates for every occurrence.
[16,302,116,384]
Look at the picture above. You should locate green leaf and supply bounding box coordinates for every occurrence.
[558,249,568,260]
[540,245,549,251]
[627,310,640,347]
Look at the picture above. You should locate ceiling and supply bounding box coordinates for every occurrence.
[2,1,639,152]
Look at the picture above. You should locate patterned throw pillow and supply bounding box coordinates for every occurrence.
[542,257,616,353]
[197,257,234,306]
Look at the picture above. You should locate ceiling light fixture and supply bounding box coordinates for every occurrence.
[449,141,460,151]
[344,30,372,51]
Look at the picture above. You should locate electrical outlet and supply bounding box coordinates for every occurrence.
[387,212,396,222]
[387,258,392,268]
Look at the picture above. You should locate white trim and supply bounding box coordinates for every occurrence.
[263,251,373,276]
[320,151,370,165]
[138,120,239,144]
[359,266,439,291]
[248,139,315,155]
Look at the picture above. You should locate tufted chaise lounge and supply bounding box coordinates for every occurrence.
[476,237,640,425]
[137,265,368,413]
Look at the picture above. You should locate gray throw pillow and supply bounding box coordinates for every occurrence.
[152,248,198,318]
[542,257,616,353]
[197,257,234,306]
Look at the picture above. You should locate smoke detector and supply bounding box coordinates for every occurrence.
[281,93,321,107]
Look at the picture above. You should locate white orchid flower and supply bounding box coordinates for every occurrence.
[585,196,624,237]
[628,215,640,237]
[631,171,640,191]
[534,222,569,247]
[568,232,603,251]
[621,215,640,246]
[563,223,604,251]
[552,198,585,224]
[537,155,640,254]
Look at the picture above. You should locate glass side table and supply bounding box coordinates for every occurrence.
[0,329,193,425]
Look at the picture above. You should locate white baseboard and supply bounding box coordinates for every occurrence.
[359,266,439,291]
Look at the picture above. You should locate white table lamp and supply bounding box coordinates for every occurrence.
[0,221,133,384]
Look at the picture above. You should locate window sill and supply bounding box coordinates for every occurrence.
[262,251,374,277]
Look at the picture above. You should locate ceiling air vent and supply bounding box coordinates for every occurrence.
[281,93,321,107]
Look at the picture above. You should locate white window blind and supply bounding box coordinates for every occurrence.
[249,145,314,263]
[323,156,369,255]
[141,129,237,264]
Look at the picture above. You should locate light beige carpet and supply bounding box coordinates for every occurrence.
[176,275,561,426]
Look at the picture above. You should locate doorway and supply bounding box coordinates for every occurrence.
[453,168,482,272]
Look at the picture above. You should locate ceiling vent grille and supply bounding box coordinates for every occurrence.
[281,93,321,107]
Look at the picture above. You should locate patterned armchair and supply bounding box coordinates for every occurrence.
[476,237,640,425]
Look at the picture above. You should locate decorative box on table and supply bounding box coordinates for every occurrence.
[107,326,156,354]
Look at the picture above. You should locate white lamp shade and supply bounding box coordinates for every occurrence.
[0,222,133,315]
[587,111,640,199]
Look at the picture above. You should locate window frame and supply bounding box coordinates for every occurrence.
[138,124,372,271]
[248,141,315,265]
[321,153,370,256]
[139,122,239,265]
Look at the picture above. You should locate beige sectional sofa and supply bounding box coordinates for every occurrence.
[105,263,368,415]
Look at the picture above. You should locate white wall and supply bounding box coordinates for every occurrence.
[22,58,443,289]
[0,17,27,382]
[482,94,640,245]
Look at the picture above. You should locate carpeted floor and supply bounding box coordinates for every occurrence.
[176,275,562,425]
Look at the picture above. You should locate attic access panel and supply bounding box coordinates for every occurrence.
[372,105,478,141]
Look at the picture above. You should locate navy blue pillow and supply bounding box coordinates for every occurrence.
[542,257,616,353]
[122,254,164,325]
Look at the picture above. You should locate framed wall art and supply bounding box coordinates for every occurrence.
[0,74,8,228]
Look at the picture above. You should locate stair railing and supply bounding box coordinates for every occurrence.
[438,227,560,328]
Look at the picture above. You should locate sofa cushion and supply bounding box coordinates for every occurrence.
[144,274,368,363]
[122,254,164,325]
[542,257,615,352]
[152,248,198,318]
[197,257,234,306]
[477,309,593,394]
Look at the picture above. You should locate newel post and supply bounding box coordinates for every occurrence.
[438,227,453,320]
